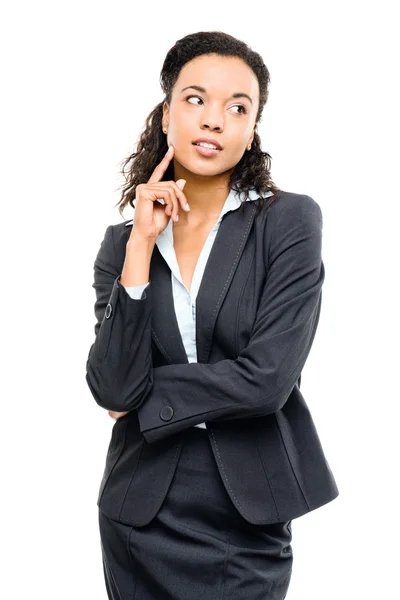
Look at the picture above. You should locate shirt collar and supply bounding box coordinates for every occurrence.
[221,187,273,216]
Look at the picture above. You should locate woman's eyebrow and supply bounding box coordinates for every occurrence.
[180,85,253,105]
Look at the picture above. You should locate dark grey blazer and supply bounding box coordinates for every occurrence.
[86,190,339,527]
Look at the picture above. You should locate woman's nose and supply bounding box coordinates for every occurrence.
[201,121,223,132]
[200,107,224,131]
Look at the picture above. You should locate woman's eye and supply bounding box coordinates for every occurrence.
[186,95,203,104]
[231,105,247,114]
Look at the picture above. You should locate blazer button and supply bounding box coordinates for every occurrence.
[105,303,112,319]
[160,406,174,421]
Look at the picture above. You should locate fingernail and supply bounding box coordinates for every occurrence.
[168,146,173,152]
[175,215,179,221]
[185,203,190,211]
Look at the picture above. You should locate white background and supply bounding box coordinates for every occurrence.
[1,1,399,598]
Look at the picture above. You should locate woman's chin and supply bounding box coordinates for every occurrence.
[175,157,232,179]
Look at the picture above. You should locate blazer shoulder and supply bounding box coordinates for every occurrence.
[111,218,133,237]
[267,190,323,229]
[102,219,132,260]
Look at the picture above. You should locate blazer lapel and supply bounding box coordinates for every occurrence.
[149,245,189,364]
[196,200,257,364]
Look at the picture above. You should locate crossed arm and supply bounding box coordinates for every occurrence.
[86,195,324,443]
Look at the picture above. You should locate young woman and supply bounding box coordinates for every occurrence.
[86,30,339,600]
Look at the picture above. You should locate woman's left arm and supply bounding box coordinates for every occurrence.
[137,196,324,443]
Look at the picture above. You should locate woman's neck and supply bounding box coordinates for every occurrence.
[173,163,233,227]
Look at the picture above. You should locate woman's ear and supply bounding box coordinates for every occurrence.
[162,101,169,128]
[248,124,257,147]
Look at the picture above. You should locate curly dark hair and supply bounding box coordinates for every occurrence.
[115,31,281,218]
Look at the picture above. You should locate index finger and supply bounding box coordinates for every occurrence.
[147,146,174,184]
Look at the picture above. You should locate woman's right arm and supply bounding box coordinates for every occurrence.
[85,144,189,412]
[85,227,156,412]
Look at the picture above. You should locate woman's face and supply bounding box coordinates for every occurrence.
[162,54,259,179]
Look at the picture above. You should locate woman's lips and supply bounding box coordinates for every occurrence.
[192,143,222,157]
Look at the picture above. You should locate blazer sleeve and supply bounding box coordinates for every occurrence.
[137,195,325,443]
[85,225,154,411]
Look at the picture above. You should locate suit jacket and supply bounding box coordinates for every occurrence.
[85,189,339,527]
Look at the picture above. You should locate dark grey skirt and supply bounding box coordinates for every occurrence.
[98,426,293,600]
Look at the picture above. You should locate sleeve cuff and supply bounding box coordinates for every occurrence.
[123,282,150,300]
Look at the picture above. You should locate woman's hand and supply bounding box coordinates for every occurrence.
[108,410,129,420]
[131,145,190,241]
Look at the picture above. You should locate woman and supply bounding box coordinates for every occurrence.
[86,31,339,600]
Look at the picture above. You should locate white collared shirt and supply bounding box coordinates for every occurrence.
[123,188,273,428]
